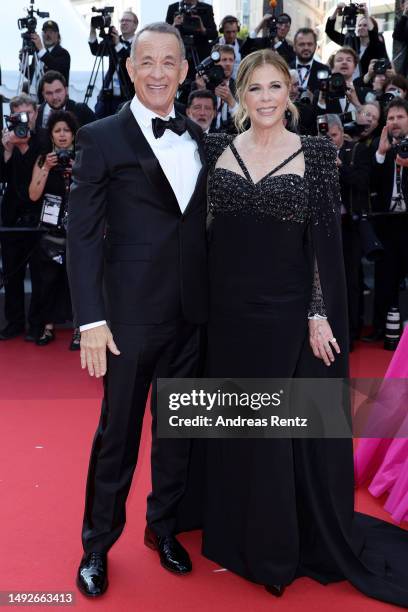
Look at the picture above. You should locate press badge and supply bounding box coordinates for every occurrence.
[41,193,63,227]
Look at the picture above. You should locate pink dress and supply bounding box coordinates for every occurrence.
[355,328,408,524]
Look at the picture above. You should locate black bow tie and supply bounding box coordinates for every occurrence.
[152,116,187,139]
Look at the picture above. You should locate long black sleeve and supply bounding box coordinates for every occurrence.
[325,17,345,46]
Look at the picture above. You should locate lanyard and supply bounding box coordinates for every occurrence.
[297,64,311,88]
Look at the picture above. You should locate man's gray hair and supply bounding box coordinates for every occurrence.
[10,93,37,112]
[326,113,343,131]
[131,22,185,61]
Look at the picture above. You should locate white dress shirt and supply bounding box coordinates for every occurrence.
[296,60,313,90]
[80,95,202,332]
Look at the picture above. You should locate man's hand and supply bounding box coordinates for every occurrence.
[255,14,272,35]
[30,33,43,51]
[80,324,120,378]
[378,125,392,156]
[173,13,184,27]
[110,26,120,45]
[346,81,361,110]
[195,73,208,89]
[195,16,206,34]
[215,82,235,108]
[309,319,340,367]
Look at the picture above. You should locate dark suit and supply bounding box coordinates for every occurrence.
[35,98,96,132]
[393,14,408,77]
[166,1,218,62]
[370,142,408,330]
[33,44,71,84]
[241,36,295,65]
[290,58,329,93]
[67,103,208,551]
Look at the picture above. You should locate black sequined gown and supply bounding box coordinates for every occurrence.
[201,133,408,608]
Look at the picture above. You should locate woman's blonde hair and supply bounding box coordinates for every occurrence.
[234,49,299,132]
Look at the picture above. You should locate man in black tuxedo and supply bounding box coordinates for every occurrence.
[166,0,218,68]
[68,22,208,597]
[30,20,71,85]
[35,71,95,132]
[89,10,138,118]
[363,98,408,341]
[241,12,295,65]
[291,28,329,94]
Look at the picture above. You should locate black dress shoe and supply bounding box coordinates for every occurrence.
[361,329,384,343]
[265,584,286,597]
[144,526,192,574]
[0,324,24,340]
[76,552,108,597]
[36,328,55,346]
[69,328,81,351]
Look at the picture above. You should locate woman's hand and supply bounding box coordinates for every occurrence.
[309,319,341,367]
[43,152,58,172]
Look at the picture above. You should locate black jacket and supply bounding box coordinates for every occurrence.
[338,139,373,215]
[393,14,408,77]
[290,58,330,93]
[325,17,389,77]
[89,37,134,100]
[370,139,408,213]
[67,102,209,327]
[241,37,295,65]
[166,1,218,62]
[33,44,71,84]
[36,98,96,132]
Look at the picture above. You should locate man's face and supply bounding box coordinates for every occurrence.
[42,80,68,110]
[223,22,239,45]
[294,33,316,63]
[127,31,188,117]
[277,19,290,40]
[289,73,299,101]
[385,84,407,99]
[42,28,59,48]
[333,52,356,80]
[328,124,344,149]
[218,52,234,80]
[387,107,408,140]
[11,103,38,132]
[373,74,386,92]
[357,103,380,137]
[187,96,216,131]
[120,12,138,37]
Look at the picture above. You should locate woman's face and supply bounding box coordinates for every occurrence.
[51,121,73,149]
[243,64,289,129]
[356,17,369,38]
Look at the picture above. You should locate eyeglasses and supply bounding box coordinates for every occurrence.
[120,19,136,23]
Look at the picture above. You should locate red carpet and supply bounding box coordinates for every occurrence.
[0,332,406,611]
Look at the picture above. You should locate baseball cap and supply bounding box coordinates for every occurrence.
[42,20,59,32]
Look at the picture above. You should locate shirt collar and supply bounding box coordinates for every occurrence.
[130,95,176,129]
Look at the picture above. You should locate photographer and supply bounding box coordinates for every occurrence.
[28,110,78,349]
[30,20,71,85]
[325,3,388,80]
[291,28,329,93]
[194,44,237,132]
[0,94,44,342]
[289,69,317,135]
[241,12,295,65]
[364,98,408,341]
[360,57,395,89]
[186,89,217,133]
[35,71,95,133]
[317,47,367,115]
[89,10,138,118]
[166,0,218,71]
[218,15,243,79]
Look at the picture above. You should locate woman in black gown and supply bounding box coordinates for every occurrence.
[202,49,408,607]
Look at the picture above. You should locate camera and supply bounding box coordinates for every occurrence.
[177,1,204,35]
[17,0,49,54]
[196,51,225,89]
[317,70,347,99]
[317,115,329,136]
[55,149,75,170]
[373,58,391,75]
[266,14,290,41]
[338,2,365,27]
[5,112,30,139]
[394,136,408,159]
[340,110,367,138]
[91,6,114,30]
[298,89,312,105]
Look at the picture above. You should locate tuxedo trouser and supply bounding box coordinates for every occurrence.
[82,317,202,553]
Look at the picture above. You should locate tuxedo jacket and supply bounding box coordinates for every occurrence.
[289,58,329,93]
[31,44,71,84]
[241,37,295,65]
[370,139,408,213]
[67,103,209,327]
[166,1,218,61]
[89,38,134,99]
[35,98,96,132]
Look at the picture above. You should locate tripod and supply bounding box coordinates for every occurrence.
[17,39,44,97]
[84,32,131,108]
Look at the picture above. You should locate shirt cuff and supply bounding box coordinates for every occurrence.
[250,30,257,39]
[308,314,328,320]
[80,320,107,332]
[375,151,386,164]
[115,42,124,52]
[37,48,47,58]
[89,35,97,43]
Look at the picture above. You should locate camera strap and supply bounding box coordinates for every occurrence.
[391,161,405,212]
